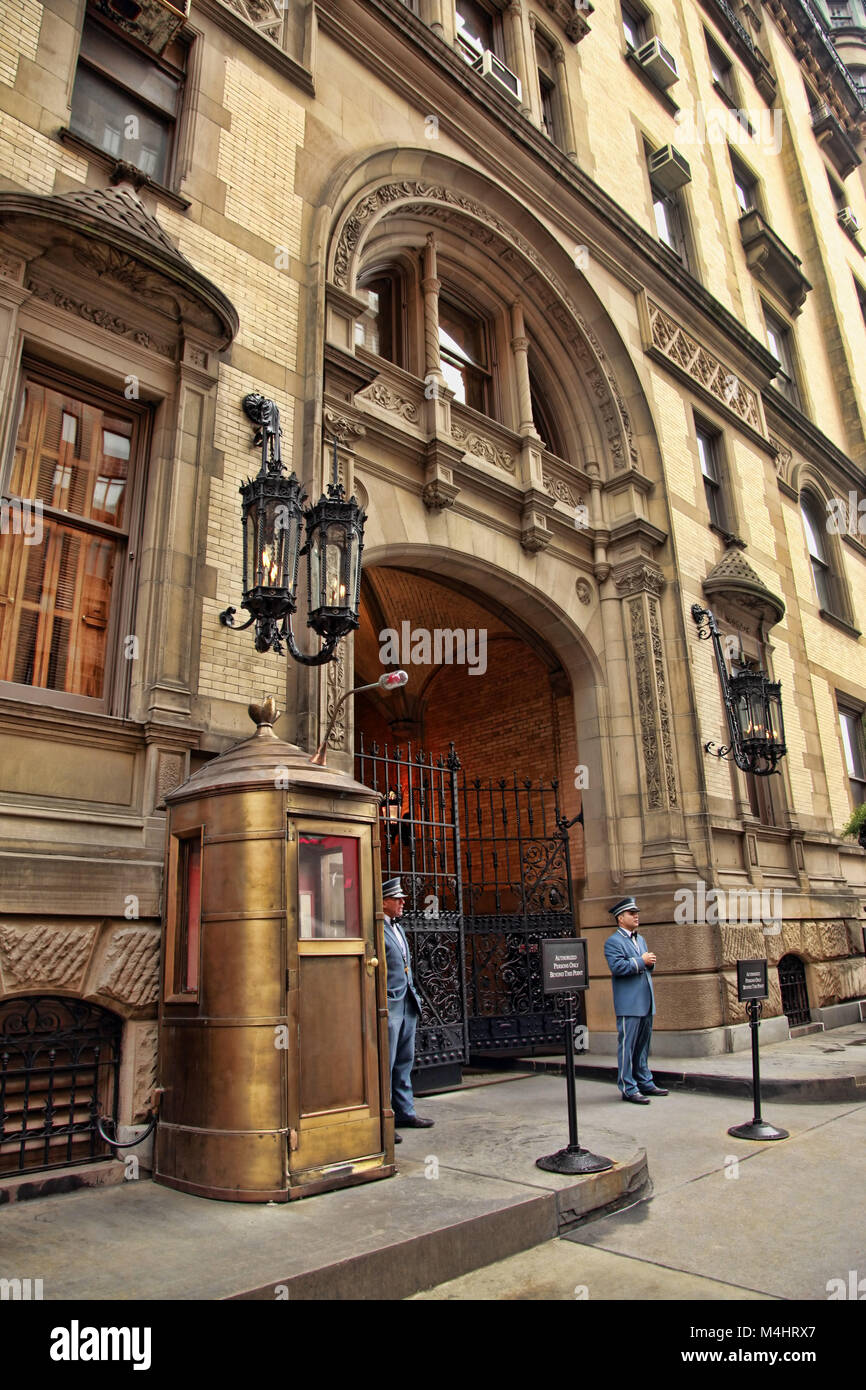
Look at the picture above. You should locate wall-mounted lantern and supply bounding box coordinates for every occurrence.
[220,395,365,664]
[692,604,787,776]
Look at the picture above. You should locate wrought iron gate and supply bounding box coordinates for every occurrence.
[356,737,582,1073]
[778,954,810,1028]
[0,996,121,1175]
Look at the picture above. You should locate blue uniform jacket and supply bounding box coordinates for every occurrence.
[604,929,656,1017]
[384,916,423,1013]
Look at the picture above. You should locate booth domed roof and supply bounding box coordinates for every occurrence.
[166,699,378,804]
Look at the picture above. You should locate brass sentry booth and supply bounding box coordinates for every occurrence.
[156,698,395,1201]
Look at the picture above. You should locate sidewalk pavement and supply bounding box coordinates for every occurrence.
[0,1075,647,1302]
[516,1020,866,1102]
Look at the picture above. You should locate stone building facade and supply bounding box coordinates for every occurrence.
[1,0,865,1172]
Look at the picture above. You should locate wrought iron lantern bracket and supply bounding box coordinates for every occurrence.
[691,603,787,777]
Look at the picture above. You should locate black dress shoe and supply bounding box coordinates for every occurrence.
[394,1114,434,1128]
[640,1086,669,1096]
[621,1092,651,1104]
[394,1132,403,1143]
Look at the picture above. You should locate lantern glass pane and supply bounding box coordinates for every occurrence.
[324,524,347,608]
[308,528,321,608]
[244,500,259,592]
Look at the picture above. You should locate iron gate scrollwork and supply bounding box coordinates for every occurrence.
[0,995,122,1176]
[356,737,583,1072]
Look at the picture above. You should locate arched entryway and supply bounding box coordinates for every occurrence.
[353,560,595,1083]
[0,996,122,1176]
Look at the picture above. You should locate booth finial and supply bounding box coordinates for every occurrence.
[248,696,281,734]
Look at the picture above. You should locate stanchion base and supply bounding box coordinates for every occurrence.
[536,1147,613,1174]
[727,1120,789,1142]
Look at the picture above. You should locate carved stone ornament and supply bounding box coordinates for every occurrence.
[96,927,160,1007]
[323,407,366,441]
[769,434,793,476]
[358,382,420,423]
[649,597,678,808]
[422,477,458,511]
[614,563,666,597]
[629,598,664,811]
[25,281,175,357]
[218,0,284,43]
[331,180,636,473]
[0,923,96,988]
[156,752,185,806]
[0,252,25,283]
[543,473,579,506]
[647,299,762,434]
[452,421,516,473]
[575,577,593,605]
[702,545,785,629]
[326,644,347,751]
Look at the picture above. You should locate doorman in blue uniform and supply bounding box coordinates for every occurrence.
[382,878,434,1140]
[603,897,669,1104]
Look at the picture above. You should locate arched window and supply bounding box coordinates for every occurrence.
[355,270,404,366]
[529,371,564,458]
[438,295,492,414]
[800,493,835,613]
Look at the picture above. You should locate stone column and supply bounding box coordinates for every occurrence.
[423,0,446,40]
[420,232,460,511]
[554,45,578,160]
[510,299,536,436]
[508,0,533,118]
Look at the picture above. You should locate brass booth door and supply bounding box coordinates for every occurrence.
[288,819,383,1175]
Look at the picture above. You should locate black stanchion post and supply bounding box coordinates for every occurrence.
[728,967,788,1143]
[535,940,613,1175]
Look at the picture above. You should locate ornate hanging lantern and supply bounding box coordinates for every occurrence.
[220,397,365,665]
[692,605,787,776]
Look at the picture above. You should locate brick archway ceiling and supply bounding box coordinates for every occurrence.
[357,566,569,726]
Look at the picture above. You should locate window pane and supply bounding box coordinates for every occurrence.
[182,837,202,993]
[840,711,866,779]
[298,834,361,938]
[79,22,181,116]
[11,385,130,530]
[456,0,494,57]
[70,66,172,183]
[801,501,827,563]
[696,429,719,481]
[355,276,397,362]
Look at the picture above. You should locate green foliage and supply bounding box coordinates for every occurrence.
[840,803,866,838]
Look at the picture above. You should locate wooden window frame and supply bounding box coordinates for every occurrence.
[694,417,727,530]
[164,826,204,1004]
[837,701,866,808]
[354,268,407,369]
[621,0,650,51]
[438,291,496,418]
[0,360,150,716]
[706,32,738,106]
[69,11,189,191]
[730,151,760,215]
[763,304,802,411]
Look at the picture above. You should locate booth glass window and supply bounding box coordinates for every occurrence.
[175,831,202,994]
[298,833,360,938]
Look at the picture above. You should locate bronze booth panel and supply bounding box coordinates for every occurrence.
[202,836,284,917]
[200,916,284,1018]
[159,1022,284,1133]
[299,954,366,1114]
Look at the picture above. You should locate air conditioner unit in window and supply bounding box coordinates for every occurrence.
[649,144,691,193]
[88,0,189,54]
[636,36,679,89]
[472,50,523,105]
[837,206,862,234]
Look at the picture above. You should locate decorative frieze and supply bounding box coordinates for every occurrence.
[325,643,348,751]
[452,421,516,473]
[359,382,420,423]
[542,473,585,509]
[26,280,175,357]
[614,563,666,596]
[648,598,678,808]
[217,0,284,44]
[629,598,665,811]
[647,299,762,433]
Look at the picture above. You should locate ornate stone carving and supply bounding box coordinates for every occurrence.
[0,924,96,988]
[575,578,593,605]
[542,473,581,506]
[359,383,420,422]
[323,408,366,441]
[535,0,594,42]
[132,1023,159,1123]
[647,299,762,433]
[648,597,678,808]
[217,0,284,43]
[96,928,160,1007]
[614,563,666,596]
[26,281,175,357]
[521,522,552,553]
[769,434,793,475]
[422,477,458,511]
[629,599,664,810]
[452,422,516,472]
[333,181,635,471]
[326,643,347,751]
[0,253,25,283]
[156,752,184,806]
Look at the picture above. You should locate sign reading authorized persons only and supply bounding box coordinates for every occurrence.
[736,958,769,1002]
[542,938,588,994]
